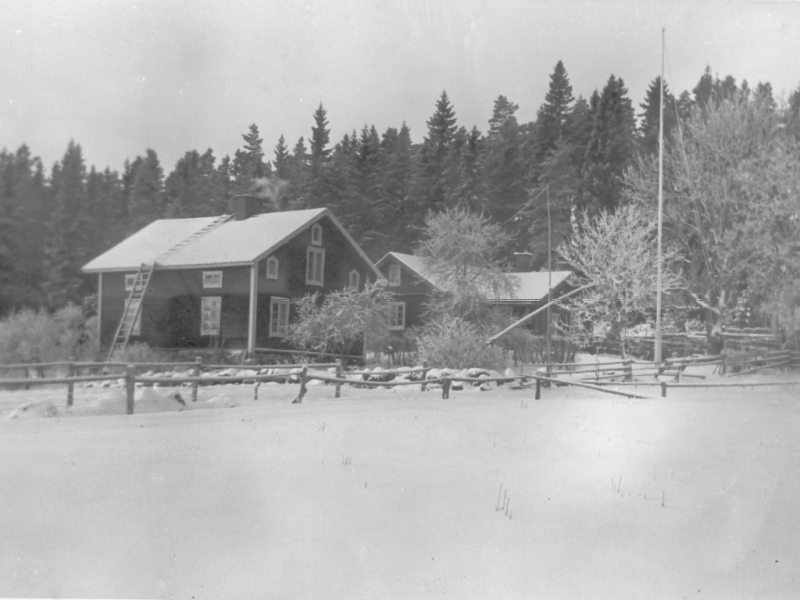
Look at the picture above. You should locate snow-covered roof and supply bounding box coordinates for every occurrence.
[376,251,571,303]
[83,208,382,278]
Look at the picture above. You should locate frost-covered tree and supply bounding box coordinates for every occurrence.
[557,204,682,356]
[416,206,518,327]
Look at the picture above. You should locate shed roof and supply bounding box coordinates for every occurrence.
[83,208,381,278]
[376,251,571,303]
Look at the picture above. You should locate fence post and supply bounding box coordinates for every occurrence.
[661,380,667,398]
[535,376,541,400]
[421,361,429,392]
[192,356,202,402]
[625,358,633,383]
[67,356,75,408]
[442,377,451,399]
[126,364,136,415]
[335,358,343,398]
[292,366,308,404]
[24,366,30,391]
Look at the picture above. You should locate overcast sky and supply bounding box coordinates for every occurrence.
[2,0,799,173]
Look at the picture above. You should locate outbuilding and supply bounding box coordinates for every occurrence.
[375,250,572,334]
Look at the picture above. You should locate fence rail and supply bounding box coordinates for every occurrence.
[1,349,798,415]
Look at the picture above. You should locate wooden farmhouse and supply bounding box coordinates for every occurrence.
[375,251,572,334]
[82,199,382,357]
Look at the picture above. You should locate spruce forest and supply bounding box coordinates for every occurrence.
[2,62,799,317]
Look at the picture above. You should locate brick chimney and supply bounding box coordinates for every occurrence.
[231,195,261,220]
[512,251,535,272]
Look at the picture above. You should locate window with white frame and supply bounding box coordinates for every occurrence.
[349,269,360,289]
[388,264,401,287]
[125,274,137,293]
[306,247,325,286]
[200,296,222,336]
[266,256,279,280]
[128,299,142,336]
[388,301,405,330]
[202,271,223,289]
[270,297,290,337]
[311,223,322,245]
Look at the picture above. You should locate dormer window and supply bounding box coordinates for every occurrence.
[311,223,322,246]
[266,256,279,280]
[349,269,360,289]
[203,271,223,289]
[388,264,401,287]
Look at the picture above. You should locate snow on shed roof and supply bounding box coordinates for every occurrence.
[377,251,571,303]
[83,208,381,277]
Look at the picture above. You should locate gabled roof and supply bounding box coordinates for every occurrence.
[83,208,382,278]
[376,251,571,303]
[376,252,441,289]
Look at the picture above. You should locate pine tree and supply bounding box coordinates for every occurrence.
[675,90,694,123]
[484,96,526,243]
[380,123,416,253]
[45,141,91,306]
[416,91,458,213]
[445,126,486,214]
[310,104,332,168]
[231,124,268,193]
[693,66,715,107]
[639,76,677,155]
[127,149,165,232]
[273,135,291,180]
[755,81,776,111]
[0,146,48,312]
[165,149,221,218]
[526,137,581,268]
[536,60,575,159]
[581,75,637,212]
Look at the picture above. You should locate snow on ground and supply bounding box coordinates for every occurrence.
[1,366,799,599]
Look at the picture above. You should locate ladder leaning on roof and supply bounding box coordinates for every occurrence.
[156,213,233,263]
[107,262,155,361]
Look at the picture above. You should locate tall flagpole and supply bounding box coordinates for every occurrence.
[655,28,665,363]
[546,184,552,364]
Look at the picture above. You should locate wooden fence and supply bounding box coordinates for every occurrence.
[1,349,798,415]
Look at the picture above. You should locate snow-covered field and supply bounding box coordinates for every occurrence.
[1,369,799,599]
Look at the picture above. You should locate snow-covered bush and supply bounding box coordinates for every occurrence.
[416,315,503,369]
[0,304,98,364]
[110,342,163,364]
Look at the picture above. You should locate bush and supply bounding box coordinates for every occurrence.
[110,342,163,364]
[416,315,503,369]
[0,304,99,364]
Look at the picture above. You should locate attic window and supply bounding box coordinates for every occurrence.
[388,265,401,287]
[203,271,223,289]
[266,256,279,280]
[349,270,360,289]
[311,223,322,246]
[125,274,137,293]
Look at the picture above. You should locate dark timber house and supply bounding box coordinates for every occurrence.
[82,200,381,357]
[375,251,572,334]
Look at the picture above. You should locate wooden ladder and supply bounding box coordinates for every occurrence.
[107,262,155,361]
[156,213,232,263]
